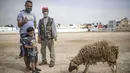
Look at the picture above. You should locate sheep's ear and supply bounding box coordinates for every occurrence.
[71,61,77,67]
[72,62,78,67]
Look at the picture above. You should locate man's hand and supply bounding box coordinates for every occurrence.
[17,17,28,28]
[25,45,33,49]
[22,17,28,24]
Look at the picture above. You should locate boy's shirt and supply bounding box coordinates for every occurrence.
[23,36,37,56]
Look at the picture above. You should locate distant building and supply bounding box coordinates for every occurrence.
[116,17,130,32]
[56,24,66,29]
[79,23,91,29]
[107,17,130,32]
[107,20,117,32]
[0,27,18,32]
[67,24,79,29]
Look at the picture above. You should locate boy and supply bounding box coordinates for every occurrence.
[23,27,41,73]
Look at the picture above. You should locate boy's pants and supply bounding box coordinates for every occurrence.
[29,54,38,63]
[41,38,55,64]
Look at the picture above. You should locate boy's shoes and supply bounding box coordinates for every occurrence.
[28,67,41,71]
[39,62,47,66]
[32,70,39,73]
[35,68,41,71]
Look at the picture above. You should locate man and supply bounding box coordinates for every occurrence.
[17,0,39,71]
[38,7,57,67]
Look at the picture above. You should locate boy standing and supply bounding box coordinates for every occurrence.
[23,27,41,73]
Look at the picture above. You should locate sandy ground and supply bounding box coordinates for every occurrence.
[0,32,130,73]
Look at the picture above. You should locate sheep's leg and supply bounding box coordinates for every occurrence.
[83,64,89,73]
[76,70,79,73]
[111,64,117,73]
[108,62,117,73]
[110,64,117,73]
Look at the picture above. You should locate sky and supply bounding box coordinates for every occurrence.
[0,0,130,27]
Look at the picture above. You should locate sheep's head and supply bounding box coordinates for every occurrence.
[68,61,78,72]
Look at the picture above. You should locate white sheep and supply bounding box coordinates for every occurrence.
[68,40,118,73]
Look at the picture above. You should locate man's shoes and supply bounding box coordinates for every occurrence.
[35,68,41,71]
[49,63,55,67]
[15,56,22,59]
[49,61,55,67]
[39,62,47,66]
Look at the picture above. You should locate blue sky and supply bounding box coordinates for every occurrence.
[0,0,130,26]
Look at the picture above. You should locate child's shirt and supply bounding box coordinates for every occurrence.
[23,36,37,56]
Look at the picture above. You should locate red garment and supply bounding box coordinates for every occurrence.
[42,7,48,12]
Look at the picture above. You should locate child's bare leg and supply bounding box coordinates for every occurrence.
[24,56,30,69]
[31,62,35,71]
[35,61,37,68]
[35,55,41,71]
[35,55,38,68]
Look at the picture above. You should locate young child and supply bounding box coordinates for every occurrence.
[24,27,41,73]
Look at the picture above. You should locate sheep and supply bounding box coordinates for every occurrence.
[68,40,118,73]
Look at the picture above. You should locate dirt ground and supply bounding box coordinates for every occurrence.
[0,32,130,73]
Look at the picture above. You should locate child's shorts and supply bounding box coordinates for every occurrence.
[29,55,38,62]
